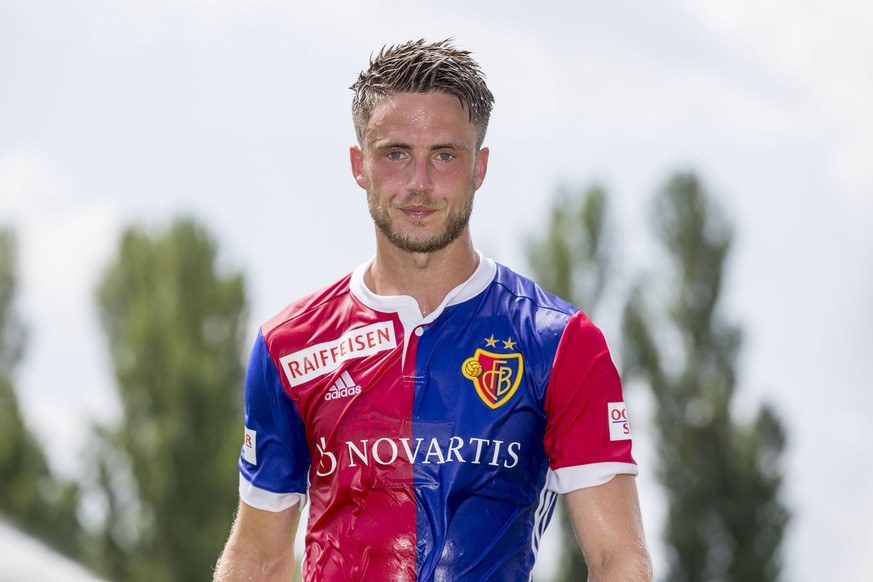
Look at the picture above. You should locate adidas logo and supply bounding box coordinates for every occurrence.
[325,371,362,401]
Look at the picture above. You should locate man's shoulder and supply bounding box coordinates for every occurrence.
[491,262,579,316]
[261,272,354,337]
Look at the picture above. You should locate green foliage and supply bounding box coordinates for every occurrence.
[622,172,789,581]
[0,229,25,382]
[526,184,611,581]
[528,174,789,582]
[0,228,83,559]
[527,184,610,311]
[91,218,247,581]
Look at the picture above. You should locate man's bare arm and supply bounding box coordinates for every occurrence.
[214,500,301,581]
[564,474,652,582]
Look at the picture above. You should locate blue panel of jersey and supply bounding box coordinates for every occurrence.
[240,331,311,495]
[412,265,577,580]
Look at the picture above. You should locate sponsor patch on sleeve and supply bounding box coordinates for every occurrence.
[608,402,632,441]
[243,427,257,465]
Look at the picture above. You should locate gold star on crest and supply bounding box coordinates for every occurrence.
[484,335,499,347]
[502,337,517,350]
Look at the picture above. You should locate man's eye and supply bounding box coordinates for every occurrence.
[387,151,403,160]
[437,152,455,161]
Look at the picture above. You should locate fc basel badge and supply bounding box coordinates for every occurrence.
[462,337,524,409]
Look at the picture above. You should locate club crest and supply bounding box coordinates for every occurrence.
[461,339,524,409]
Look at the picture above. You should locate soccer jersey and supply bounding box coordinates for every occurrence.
[238,253,637,581]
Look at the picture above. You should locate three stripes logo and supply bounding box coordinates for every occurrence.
[325,371,362,401]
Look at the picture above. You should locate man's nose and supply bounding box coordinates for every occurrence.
[407,156,433,193]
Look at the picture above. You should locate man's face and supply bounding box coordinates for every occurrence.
[350,92,489,254]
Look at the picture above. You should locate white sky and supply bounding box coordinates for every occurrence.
[1,1,871,580]
[0,520,107,582]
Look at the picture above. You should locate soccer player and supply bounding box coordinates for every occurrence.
[214,39,652,581]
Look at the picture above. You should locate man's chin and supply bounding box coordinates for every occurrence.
[373,211,470,254]
[391,237,451,254]
[381,228,457,254]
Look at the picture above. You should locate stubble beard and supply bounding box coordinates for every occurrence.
[368,188,475,254]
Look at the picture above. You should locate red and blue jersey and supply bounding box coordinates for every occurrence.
[238,254,637,581]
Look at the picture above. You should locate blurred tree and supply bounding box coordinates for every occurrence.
[92,218,247,581]
[0,228,83,559]
[621,172,789,581]
[526,184,611,581]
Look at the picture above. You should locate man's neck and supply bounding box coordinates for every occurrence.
[365,234,479,317]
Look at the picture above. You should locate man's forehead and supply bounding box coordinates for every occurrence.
[371,90,468,109]
[363,92,476,144]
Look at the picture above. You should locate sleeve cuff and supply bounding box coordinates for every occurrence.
[547,462,639,494]
[239,474,307,512]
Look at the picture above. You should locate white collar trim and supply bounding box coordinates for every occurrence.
[350,251,497,330]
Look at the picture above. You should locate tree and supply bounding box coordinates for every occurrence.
[621,172,789,581]
[526,184,611,581]
[0,228,82,559]
[92,218,247,581]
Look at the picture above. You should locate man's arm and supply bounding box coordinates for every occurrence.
[214,499,301,581]
[564,474,652,582]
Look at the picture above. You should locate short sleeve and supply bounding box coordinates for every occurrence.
[543,311,638,493]
[238,331,311,511]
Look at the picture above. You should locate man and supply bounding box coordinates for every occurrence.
[214,39,651,581]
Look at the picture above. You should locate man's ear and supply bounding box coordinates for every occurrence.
[350,145,367,189]
[474,147,489,190]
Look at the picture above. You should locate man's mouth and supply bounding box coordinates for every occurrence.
[401,205,437,220]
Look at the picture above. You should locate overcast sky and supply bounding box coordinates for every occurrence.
[1,1,871,580]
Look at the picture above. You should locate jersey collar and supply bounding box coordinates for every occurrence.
[349,250,497,327]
